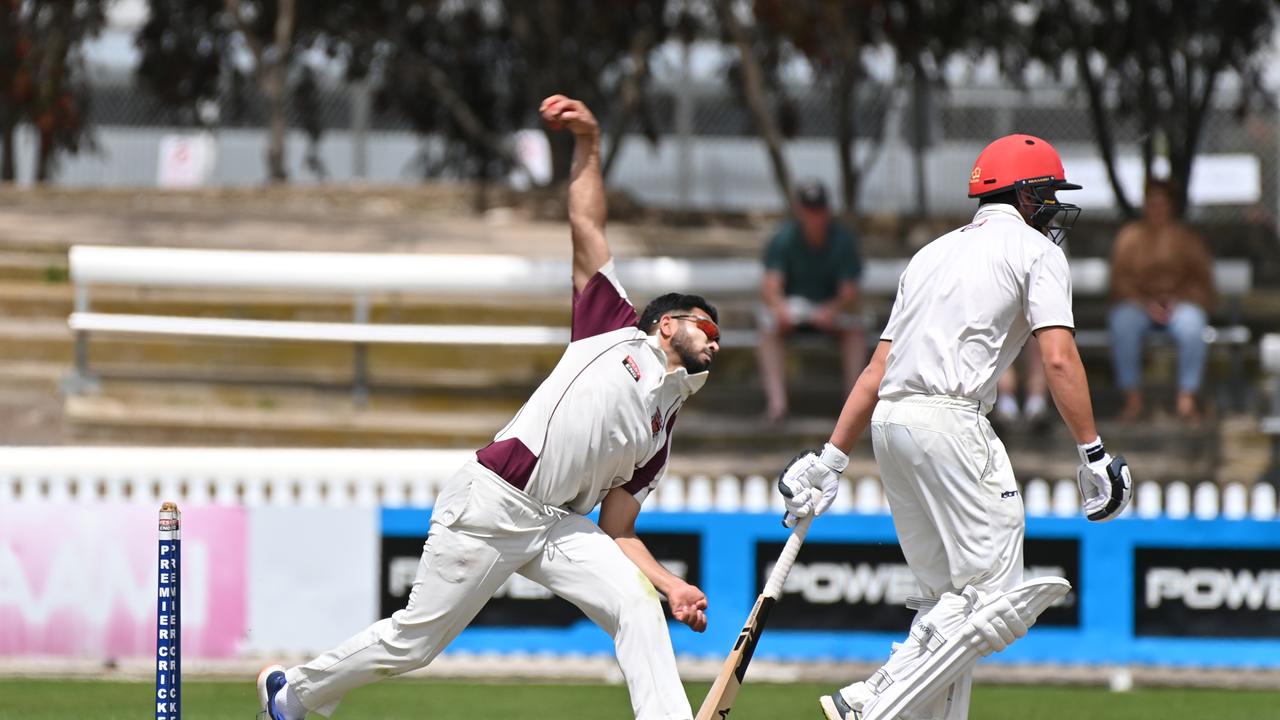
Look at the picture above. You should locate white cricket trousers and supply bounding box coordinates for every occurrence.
[287,461,693,720]
[847,395,1026,720]
[871,395,1025,597]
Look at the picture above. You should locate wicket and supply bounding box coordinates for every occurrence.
[155,502,181,720]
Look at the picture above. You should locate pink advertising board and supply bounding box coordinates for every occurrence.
[0,504,247,658]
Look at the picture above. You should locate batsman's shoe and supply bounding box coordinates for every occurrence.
[818,689,859,720]
[256,664,288,720]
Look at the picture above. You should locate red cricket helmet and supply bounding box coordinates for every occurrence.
[968,134,1083,245]
[968,134,1080,198]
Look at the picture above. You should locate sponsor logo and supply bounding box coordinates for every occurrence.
[970,166,982,182]
[779,559,918,605]
[1145,567,1280,611]
[1134,547,1280,637]
[1001,490,1019,499]
[381,532,700,626]
[651,410,664,436]
[622,355,641,382]
[758,538,1079,630]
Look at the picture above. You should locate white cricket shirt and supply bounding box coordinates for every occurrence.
[475,260,706,514]
[878,203,1075,411]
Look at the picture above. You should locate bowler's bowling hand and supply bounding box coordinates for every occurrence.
[667,582,708,633]
[539,95,599,138]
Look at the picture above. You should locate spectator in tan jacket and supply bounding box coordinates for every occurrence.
[1108,179,1215,425]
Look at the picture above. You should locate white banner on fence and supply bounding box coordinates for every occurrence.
[1065,153,1261,208]
[0,504,246,659]
[157,133,217,188]
[246,506,379,655]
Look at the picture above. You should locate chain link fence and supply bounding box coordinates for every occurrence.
[16,74,1280,236]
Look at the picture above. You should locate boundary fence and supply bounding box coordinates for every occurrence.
[1,447,1275,520]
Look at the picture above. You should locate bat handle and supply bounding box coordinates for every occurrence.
[763,514,812,599]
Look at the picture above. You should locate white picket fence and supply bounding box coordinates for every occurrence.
[0,447,1276,520]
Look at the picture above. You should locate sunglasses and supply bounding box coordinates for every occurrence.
[668,314,720,343]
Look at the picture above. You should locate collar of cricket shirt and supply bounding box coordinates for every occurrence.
[644,332,709,398]
[973,203,1024,223]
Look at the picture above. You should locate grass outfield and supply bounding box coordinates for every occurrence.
[2,679,1278,719]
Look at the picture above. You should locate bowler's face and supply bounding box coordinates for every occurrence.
[666,312,719,373]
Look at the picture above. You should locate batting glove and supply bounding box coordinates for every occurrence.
[1075,437,1132,522]
[778,443,849,527]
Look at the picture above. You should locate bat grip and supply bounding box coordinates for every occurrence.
[763,514,812,599]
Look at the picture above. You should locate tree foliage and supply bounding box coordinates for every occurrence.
[1023,0,1277,217]
[364,0,672,185]
[137,0,672,186]
[109,0,1280,214]
[729,0,1020,215]
[138,0,384,182]
[0,0,106,183]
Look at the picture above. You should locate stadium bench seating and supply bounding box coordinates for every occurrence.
[66,245,1252,403]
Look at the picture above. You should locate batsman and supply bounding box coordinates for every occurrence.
[257,94,718,720]
[776,135,1134,720]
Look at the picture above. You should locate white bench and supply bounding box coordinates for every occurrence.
[66,245,1252,403]
[65,246,826,401]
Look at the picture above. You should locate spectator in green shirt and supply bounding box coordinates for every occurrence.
[757,180,866,424]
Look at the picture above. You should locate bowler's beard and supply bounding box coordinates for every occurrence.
[672,330,713,374]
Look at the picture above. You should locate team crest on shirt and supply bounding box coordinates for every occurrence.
[622,355,641,381]
[651,409,664,436]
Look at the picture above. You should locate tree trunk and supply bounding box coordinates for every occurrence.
[1135,0,1156,186]
[0,121,15,182]
[1059,0,1135,218]
[602,29,653,180]
[415,55,532,183]
[716,0,792,212]
[545,128,574,186]
[35,130,52,183]
[262,68,287,183]
[1169,41,1229,218]
[262,0,295,184]
[1075,52,1134,218]
[31,2,71,186]
[909,64,930,217]
[833,19,859,215]
[533,0,574,185]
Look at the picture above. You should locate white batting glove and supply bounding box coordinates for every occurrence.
[1075,437,1132,522]
[777,443,849,527]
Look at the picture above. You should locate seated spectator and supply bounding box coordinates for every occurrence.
[1108,179,1215,425]
[757,180,866,424]
[994,337,1050,432]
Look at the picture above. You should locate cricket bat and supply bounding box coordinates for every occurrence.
[695,514,814,719]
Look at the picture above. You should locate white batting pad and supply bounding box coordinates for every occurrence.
[857,577,1071,720]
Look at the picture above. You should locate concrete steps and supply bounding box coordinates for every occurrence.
[0,250,67,283]
[64,395,510,448]
[0,308,1225,481]
[59,386,1218,483]
[0,225,1262,485]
